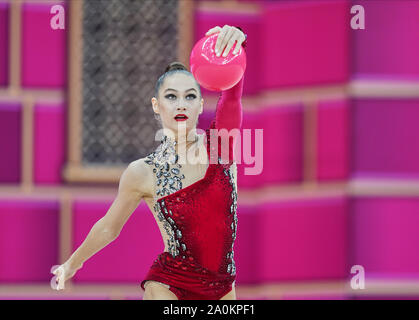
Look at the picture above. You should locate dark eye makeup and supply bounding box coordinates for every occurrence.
[165,94,196,100]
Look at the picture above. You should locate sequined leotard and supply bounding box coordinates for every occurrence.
[140,74,244,300]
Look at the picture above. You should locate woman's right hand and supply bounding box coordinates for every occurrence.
[205,25,246,57]
[50,261,81,291]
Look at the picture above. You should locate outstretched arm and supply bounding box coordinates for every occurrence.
[67,160,149,269]
[52,160,151,290]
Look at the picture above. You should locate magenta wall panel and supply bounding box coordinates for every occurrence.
[0,199,59,281]
[350,197,419,277]
[72,200,163,283]
[261,0,349,89]
[238,104,303,188]
[351,0,419,79]
[34,103,66,184]
[316,99,350,181]
[0,3,8,86]
[352,98,419,179]
[194,11,261,95]
[237,110,263,188]
[262,104,303,185]
[258,197,349,281]
[21,2,67,88]
[0,103,21,183]
[233,205,259,284]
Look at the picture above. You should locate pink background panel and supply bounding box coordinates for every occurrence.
[349,197,419,277]
[258,197,349,281]
[21,2,67,88]
[194,12,260,95]
[351,98,419,179]
[237,110,264,188]
[261,0,350,89]
[316,99,350,181]
[233,205,259,284]
[252,104,303,187]
[351,0,419,79]
[0,199,59,281]
[34,104,66,184]
[72,200,163,283]
[0,103,21,183]
[0,3,8,86]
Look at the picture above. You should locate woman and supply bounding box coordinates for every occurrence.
[51,25,247,300]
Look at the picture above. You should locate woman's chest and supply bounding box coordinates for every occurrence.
[158,164,236,214]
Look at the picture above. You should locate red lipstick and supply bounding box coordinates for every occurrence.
[174,114,188,121]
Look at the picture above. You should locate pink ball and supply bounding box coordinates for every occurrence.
[190,34,246,92]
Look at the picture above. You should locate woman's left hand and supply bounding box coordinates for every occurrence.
[205,25,246,57]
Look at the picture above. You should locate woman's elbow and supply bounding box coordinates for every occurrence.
[97,218,120,240]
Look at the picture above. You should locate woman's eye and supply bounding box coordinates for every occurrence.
[165,94,196,100]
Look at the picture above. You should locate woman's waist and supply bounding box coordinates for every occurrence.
[158,250,235,278]
[146,252,236,296]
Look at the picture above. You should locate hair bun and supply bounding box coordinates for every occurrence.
[165,61,187,73]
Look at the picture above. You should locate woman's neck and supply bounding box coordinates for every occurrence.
[174,133,198,155]
[161,128,199,154]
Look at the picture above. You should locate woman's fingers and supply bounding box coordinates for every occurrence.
[50,264,59,274]
[50,275,58,290]
[206,25,245,56]
[56,269,63,290]
[215,25,234,56]
[221,26,236,56]
[222,34,240,57]
[205,26,221,36]
[50,265,64,290]
[233,33,246,55]
[58,275,65,290]
[214,25,229,55]
[55,269,61,289]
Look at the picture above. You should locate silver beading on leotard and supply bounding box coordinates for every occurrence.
[145,135,185,198]
[145,134,189,258]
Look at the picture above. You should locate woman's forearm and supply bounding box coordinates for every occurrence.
[67,218,117,270]
[214,75,244,132]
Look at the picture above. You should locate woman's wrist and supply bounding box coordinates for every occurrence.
[67,257,83,270]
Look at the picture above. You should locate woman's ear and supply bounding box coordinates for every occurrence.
[151,97,159,114]
[199,98,204,114]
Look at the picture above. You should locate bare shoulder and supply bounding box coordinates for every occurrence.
[120,158,154,198]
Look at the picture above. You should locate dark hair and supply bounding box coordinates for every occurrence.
[154,61,202,99]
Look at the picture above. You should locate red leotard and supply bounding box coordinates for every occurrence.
[140,73,244,300]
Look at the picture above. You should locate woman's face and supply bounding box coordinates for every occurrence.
[152,73,203,136]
